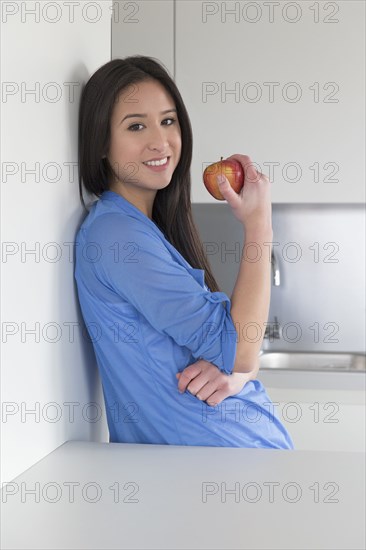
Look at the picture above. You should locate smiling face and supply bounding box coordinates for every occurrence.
[105,79,182,217]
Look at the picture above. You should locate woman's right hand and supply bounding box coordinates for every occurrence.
[216,154,272,232]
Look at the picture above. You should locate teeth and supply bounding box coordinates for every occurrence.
[144,157,168,166]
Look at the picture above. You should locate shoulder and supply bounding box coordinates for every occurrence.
[84,213,171,267]
[86,213,161,244]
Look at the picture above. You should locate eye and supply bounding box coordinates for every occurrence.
[127,118,177,132]
[162,117,176,125]
[128,123,144,132]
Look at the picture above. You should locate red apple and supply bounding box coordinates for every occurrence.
[203,157,244,201]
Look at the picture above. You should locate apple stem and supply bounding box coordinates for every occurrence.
[220,156,223,178]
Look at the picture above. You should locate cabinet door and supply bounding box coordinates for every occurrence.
[176,0,365,203]
[112,0,174,76]
[258,383,366,452]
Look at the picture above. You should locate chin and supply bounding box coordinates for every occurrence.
[158,179,173,190]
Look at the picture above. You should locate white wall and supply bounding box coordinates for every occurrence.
[192,203,366,354]
[267,204,366,354]
[1,1,112,483]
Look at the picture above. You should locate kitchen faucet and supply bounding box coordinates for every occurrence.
[263,250,281,340]
[264,315,281,340]
[271,249,280,286]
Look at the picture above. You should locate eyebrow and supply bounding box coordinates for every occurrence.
[120,109,177,124]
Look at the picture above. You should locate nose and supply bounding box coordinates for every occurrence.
[147,124,168,152]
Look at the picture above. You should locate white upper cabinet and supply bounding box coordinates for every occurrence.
[112,0,174,75]
[111,1,364,204]
[175,0,365,203]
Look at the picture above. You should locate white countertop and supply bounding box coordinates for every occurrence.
[1,440,365,550]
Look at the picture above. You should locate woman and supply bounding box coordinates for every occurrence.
[75,55,294,449]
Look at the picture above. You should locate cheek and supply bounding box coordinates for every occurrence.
[172,130,182,153]
[108,134,121,160]
[109,133,133,158]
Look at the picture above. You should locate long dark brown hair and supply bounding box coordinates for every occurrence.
[78,55,221,293]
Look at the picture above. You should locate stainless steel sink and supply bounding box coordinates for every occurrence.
[259,352,366,373]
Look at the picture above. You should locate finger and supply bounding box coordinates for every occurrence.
[186,372,217,396]
[187,363,222,395]
[177,364,203,393]
[177,370,196,393]
[205,389,230,407]
[216,174,242,208]
[195,379,222,402]
[225,154,261,184]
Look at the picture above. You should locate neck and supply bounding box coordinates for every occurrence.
[109,182,156,220]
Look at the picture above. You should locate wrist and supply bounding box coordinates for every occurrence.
[244,226,273,241]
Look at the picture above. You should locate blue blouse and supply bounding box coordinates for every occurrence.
[74,190,294,449]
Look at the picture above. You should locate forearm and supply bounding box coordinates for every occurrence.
[230,227,273,373]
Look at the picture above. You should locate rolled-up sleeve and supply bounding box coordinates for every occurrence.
[87,214,238,375]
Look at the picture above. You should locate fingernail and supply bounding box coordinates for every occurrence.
[216,174,225,185]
